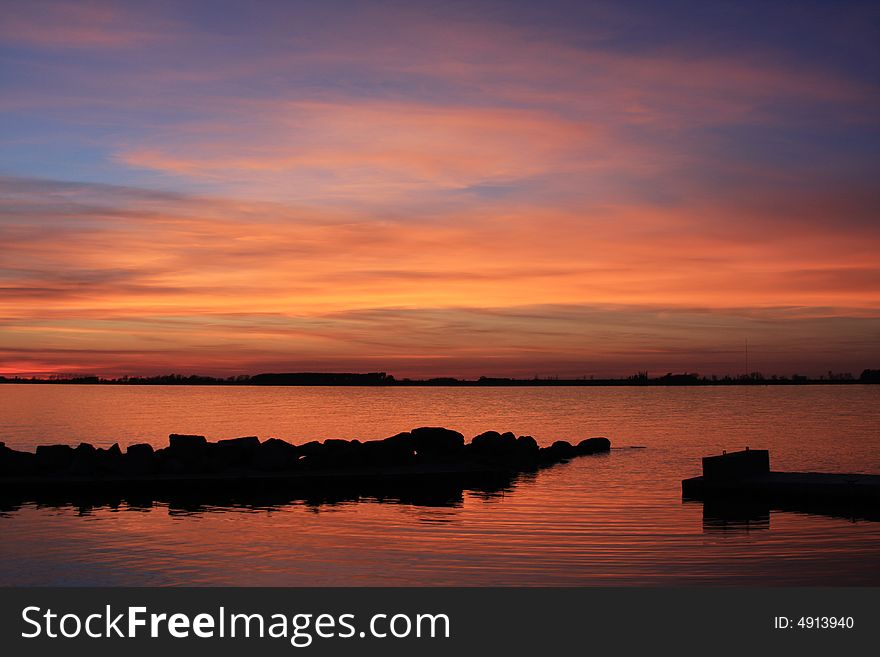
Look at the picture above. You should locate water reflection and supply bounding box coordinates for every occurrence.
[689,499,880,534]
[697,501,770,533]
[2,385,879,585]
[0,469,529,517]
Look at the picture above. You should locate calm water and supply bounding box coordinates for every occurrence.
[1,384,879,586]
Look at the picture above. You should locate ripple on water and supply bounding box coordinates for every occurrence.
[1,385,879,585]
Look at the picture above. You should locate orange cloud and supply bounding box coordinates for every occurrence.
[2,4,879,377]
[114,100,599,204]
[1,177,878,377]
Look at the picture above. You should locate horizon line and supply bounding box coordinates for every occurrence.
[2,369,878,386]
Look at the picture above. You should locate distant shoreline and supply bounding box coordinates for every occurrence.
[2,371,878,387]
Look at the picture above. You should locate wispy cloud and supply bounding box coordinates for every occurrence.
[0,0,173,49]
[1,177,878,376]
[1,2,878,376]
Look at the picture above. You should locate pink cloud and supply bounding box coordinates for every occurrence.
[0,1,172,49]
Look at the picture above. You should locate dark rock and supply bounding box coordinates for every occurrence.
[253,438,299,471]
[410,427,464,460]
[1,443,37,476]
[69,443,99,475]
[160,457,185,475]
[127,443,154,457]
[514,435,540,460]
[470,431,517,459]
[96,443,124,474]
[212,436,260,469]
[297,440,323,455]
[323,438,353,450]
[104,443,123,457]
[296,440,324,458]
[298,438,363,469]
[124,443,156,475]
[576,437,611,454]
[320,438,362,466]
[5,426,611,487]
[381,432,413,449]
[550,440,576,454]
[296,440,327,469]
[361,433,416,466]
[471,430,502,450]
[217,436,260,452]
[169,434,207,449]
[35,444,75,472]
[323,438,358,452]
[4,449,36,476]
[540,440,577,463]
[167,434,208,471]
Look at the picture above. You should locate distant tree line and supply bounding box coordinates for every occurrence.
[1,370,879,386]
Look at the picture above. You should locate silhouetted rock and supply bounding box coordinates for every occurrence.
[169,434,207,449]
[411,427,464,460]
[296,440,329,469]
[253,438,299,471]
[103,442,122,457]
[127,443,154,458]
[540,440,577,463]
[167,434,208,470]
[125,443,156,475]
[470,430,518,462]
[361,433,416,466]
[0,428,614,496]
[576,437,611,454]
[514,435,540,460]
[96,443,123,474]
[381,431,413,448]
[314,438,362,467]
[217,436,260,451]
[296,439,370,470]
[70,443,99,475]
[471,430,503,451]
[0,443,36,476]
[160,456,186,475]
[212,436,260,469]
[296,440,322,455]
[35,444,75,472]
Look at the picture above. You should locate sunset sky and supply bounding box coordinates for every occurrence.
[1,0,879,378]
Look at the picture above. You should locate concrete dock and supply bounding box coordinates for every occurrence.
[682,449,880,504]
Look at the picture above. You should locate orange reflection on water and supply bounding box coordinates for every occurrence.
[1,385,879,585]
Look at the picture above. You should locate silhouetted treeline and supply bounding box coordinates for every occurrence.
[1,370,879,386]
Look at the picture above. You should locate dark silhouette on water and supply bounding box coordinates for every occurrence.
[683,449,880,524]
[697,500,770,533]
[0,467,538,516]
[0,428,610,506]
[693,497,880,533]
[2,368,879,386]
